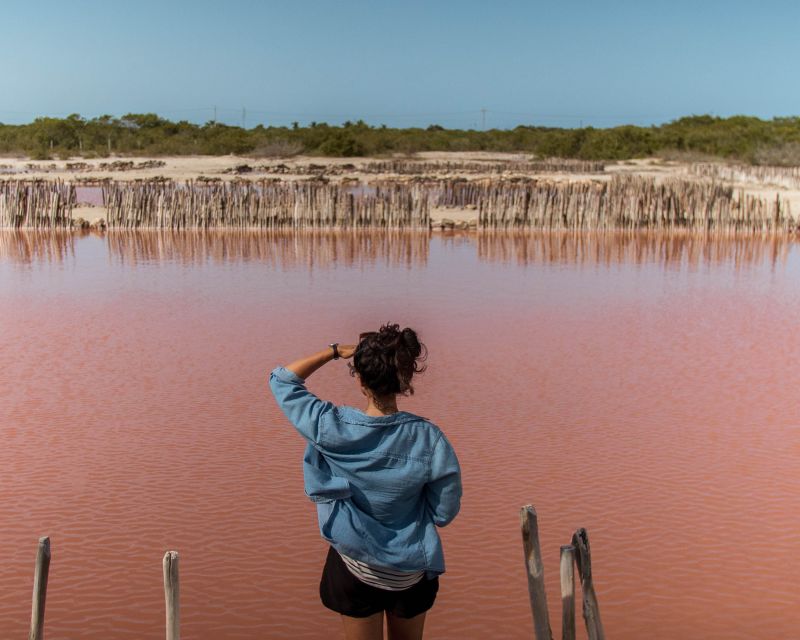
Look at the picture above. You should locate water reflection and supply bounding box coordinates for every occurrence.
[105,230,431,269]
[0,230,795,271]
[0,230,77,264]
[474,231,793,270]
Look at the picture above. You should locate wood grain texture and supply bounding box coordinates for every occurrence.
[29,536,50,640]
[163,551,180,640]
[572,528,605,640]
[520,505,553,640]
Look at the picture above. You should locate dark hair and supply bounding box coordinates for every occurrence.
[350,323,427,396]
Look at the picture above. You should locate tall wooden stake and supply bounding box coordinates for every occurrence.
[520,505,553,640]
[559,545,576,640]
[572,528,605,640]
[29,536,51,640]
[163,551,180,640]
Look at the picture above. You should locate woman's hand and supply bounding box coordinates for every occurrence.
[283,343,358,380]
[337,344,357,359]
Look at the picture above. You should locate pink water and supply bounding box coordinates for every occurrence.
[1,231,799,639]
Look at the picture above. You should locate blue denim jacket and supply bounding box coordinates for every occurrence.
[269,366,462,576]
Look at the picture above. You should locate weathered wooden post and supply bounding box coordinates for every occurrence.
[520,505,553,640]
[29,536,51,640]
[572,528,604,640]
[559,545,576,640]
[163,551,180,640]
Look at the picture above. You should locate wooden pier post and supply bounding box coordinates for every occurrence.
[520,505,553,640]
[559,545,576,640]
[29,536,51,640]
[572,528,604,640]
[163,551,180,640]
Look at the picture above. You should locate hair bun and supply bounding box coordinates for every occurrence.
[351,323,427,396]
[378,323,401,339]
[400,327,422,357]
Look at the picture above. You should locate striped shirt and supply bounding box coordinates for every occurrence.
[339,551,425,591]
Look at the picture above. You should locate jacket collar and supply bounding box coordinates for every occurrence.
[336,406,423,426]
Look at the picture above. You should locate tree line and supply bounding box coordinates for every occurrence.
[1,113,798,164]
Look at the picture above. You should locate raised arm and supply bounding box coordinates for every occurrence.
[268,344,356,443]
[285,345,355,380]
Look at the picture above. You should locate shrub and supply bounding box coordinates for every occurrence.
[317,131,365,157]
[250,138,304,158]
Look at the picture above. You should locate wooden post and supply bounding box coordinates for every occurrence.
[572,528,604,640]
[29,536,51,640]
[559,545,576,640]
[163,551,179,640]
[520,505,553,640]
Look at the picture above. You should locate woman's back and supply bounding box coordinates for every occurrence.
[321,409,440,523]
[269,367,460,572]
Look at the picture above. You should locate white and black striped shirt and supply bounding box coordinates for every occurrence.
[339,552,425,591]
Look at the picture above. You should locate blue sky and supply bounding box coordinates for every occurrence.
[1,0,797,129]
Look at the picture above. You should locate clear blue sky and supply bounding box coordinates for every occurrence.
[1,0,797,129]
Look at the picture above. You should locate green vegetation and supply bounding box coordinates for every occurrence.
[1,113,799,163]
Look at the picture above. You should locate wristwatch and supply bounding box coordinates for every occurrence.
[329,343,340,360]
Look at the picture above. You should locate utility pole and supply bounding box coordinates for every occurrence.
[213,105,217,125]
[241,106,246,129]
[480,108,487,130]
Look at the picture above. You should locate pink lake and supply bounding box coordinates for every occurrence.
[0,230,798,639]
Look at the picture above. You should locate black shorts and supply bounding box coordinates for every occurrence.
[319,546,439,619]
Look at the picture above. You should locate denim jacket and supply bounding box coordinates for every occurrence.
[269,366,462,576]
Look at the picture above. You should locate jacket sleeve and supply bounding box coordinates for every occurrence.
[268,366,334,444]
[425,432,462,527]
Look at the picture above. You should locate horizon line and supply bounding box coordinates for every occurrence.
[2,110,799,132]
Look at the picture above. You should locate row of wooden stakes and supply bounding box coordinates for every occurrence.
[340,159,607,175]
[446,176,793,232]
[3,177,794,231]
[23,537,180,640]
[232,158,607,177]
[22,505,600,640]
[94,177,792,231]
[325,158,606,176]
[102,180,431,229]
[0,181,75,228]
[689,162,800,189]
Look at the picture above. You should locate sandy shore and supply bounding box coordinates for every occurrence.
[0,152,686,182]
[2,152,798,225]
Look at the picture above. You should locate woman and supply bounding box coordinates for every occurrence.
[269,324,462,640]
